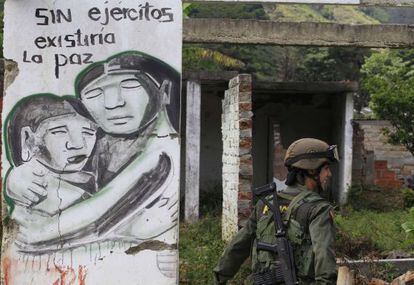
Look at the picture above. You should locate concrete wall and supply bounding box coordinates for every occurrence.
[252,92,349,202]
[352,120,414,188]
[200,89,223,194]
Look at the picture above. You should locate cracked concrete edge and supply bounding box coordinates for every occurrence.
[3,59,19,91]
[1,58,19,285]
[125,240,177,255]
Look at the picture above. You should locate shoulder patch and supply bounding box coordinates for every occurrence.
[280,205,288,213]
[262,205,269,215]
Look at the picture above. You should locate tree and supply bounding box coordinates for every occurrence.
[361,49,414,155]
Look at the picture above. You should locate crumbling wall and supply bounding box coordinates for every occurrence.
[221,74,252,241]
[352,120,414,188]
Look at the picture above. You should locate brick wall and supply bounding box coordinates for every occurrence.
[352,120,414,188]
[221,74,252,242]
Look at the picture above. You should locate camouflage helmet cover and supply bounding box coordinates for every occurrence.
[284,138,338,170]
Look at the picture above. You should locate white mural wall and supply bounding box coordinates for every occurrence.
[1,1,181,284]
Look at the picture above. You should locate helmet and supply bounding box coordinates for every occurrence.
[284,138,339,170]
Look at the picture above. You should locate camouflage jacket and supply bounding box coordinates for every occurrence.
[213,184,337,284]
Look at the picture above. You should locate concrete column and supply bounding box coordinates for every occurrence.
[339,92,354,204]
[185,80,201,222]
[221,74,252,242]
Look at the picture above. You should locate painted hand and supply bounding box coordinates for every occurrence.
[6,160,50,206]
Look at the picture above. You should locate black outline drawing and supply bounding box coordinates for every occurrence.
[5,52,180,257]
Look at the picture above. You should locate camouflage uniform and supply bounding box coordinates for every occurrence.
[214,138,339,285]
[213,184,336,284]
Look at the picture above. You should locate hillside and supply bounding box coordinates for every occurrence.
[263,4,380,24]
[184,4,414,112]
[185,4,377,82]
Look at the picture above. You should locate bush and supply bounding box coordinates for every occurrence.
[347,184,405,212]
[401,188,414,208]
[335,208,414,255]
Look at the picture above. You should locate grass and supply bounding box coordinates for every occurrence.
[179,186,414,283]
[179,209,414,283]
[179,214,250,284]
[179,214,225,284]
[336,208,414,257]
[338,185,414,255]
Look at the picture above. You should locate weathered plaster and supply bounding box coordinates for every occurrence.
[185,80,201,222]
[184,19,414,48]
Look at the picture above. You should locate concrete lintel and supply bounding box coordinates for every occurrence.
[184,19,414,48]
[253,81,359,94]
[183,0,414,6]
[183,70,238,81]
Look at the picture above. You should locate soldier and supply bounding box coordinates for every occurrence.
[214,138,338,284]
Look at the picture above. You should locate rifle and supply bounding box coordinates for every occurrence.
[252,182,298,285]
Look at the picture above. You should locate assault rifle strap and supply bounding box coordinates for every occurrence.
[285,190,313,223]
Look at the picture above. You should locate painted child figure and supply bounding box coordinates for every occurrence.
[6,95,98,217]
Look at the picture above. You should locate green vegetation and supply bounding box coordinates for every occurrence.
[183,3,414,115]
[359,7,390,23]
[361,49,414,155]
[318,6,380,24]
[179,214,249,284]
[266,4,379,24]
[267,5,328,22]
[340,185,414,257]
[178,208,414,283]
[184,3,375,112]
[183,45,245,72]
[179,184,414,283]
[346,184,406,212]
[336,208,414,256]
[188,3,268,20]
[402,207,414,235]
[179,215,224,284]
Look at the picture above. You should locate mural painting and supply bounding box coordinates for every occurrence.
[2,1,181,284]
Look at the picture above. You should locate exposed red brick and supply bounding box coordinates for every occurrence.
[238,191,252,201]
[239,102,252,111]
[239,81,252,93]
[240,138,252,148]
[376,170,383,178]
[239,119,252,130]
[374,179,403,189]
[374,160,388,170]
[382,171,396,180]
